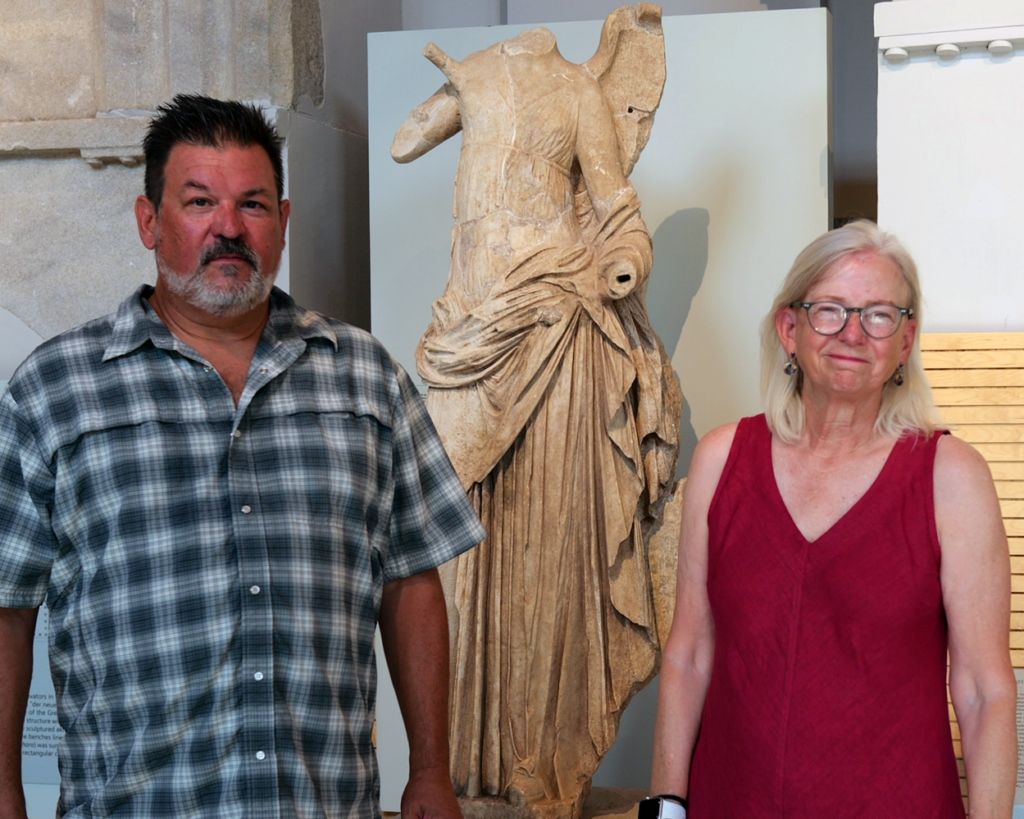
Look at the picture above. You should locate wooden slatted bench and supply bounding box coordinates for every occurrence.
[920,331,1024,810]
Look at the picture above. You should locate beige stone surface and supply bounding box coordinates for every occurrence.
[0,0,318,125]
[0,158,152,338]
[385,787,646,819]
[582,787,648,819]
[0,2,98,123]
[0,0,324,343]
[646,479,683,652]
[0,117,151,167]
[456,787,648,819]
[394,7,679,818]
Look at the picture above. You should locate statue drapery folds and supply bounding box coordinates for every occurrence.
[392,6,681,816]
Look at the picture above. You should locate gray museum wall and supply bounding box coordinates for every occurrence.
[285,0,402,328]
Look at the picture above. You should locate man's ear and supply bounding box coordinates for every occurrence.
[279,198,291,242]
[135,195,158,250]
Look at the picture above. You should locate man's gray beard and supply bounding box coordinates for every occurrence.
[155,253,277,318]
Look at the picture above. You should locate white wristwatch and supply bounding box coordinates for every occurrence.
[637,794,687,819]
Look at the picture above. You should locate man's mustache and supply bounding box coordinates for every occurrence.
[200,237,259,269]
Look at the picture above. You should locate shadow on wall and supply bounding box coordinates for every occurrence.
[647,207,709,481]
[591,205,708,789]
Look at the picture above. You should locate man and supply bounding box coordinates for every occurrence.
[0,95,484,819]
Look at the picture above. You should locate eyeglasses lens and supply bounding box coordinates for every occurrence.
[807,303,902,339]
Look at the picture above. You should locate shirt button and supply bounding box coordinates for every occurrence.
[203,365,213,372]
[256,751,266,761]
[259,367,269,374]
[254,672,264,681]
[232,430,242,439]
[241,505,252,514]
[250,585,261,595]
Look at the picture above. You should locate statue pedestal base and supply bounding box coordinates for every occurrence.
[454,787,647,819]
[580,787,647,819]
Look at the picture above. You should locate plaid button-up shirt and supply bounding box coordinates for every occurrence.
[0,286,484,818]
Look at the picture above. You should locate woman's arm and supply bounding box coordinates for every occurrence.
[936,434,1017,819]
[650,423,736,796]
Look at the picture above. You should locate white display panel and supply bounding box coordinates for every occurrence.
[370,8,830,453]
[877,0,1024,333]
[369,8,830,802]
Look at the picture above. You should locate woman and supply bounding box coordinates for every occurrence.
[650,221,1016,818]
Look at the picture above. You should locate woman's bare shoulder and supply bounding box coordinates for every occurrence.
[696,421,738,458]
[934,432,995,486]
[685,422,740,497]
[933,433,1003,548]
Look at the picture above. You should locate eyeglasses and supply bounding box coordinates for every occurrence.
[791,301,913,339]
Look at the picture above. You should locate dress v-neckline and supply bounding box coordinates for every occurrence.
[768,435,905,545]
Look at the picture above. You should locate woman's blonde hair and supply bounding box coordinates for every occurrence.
[760,220,942,443]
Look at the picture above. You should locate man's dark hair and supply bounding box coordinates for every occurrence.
[143,94,285,209]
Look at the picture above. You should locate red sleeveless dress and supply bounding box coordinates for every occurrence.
[688,415,963,818]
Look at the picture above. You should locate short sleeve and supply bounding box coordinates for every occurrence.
[382,364,485,583]
[0,389,58,608]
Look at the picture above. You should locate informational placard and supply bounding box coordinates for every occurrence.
[23,605,61,818]
[23,605,61,781]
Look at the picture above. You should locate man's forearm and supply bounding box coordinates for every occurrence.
[379,569,461,819]
[0,607,38,819]
[379,570,451,772]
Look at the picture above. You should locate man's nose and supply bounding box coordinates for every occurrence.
[212,203,244,238]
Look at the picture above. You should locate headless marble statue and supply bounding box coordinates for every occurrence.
[392,7,680,817]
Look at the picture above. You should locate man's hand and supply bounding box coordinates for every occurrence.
[401,764,462,819]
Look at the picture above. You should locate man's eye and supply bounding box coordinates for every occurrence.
[190,198,212,207]
[242,200,265,210]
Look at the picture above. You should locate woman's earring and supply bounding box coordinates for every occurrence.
[784,353,799,377]
[893,363,905,386]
